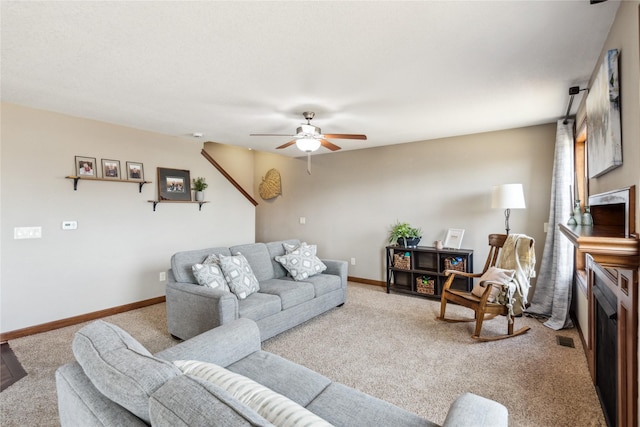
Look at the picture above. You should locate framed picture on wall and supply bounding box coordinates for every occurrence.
[444,228,465,249]
[75,156,97,178]
[126,161,144,181]
[101,159,121,180]
[157,167,191,201]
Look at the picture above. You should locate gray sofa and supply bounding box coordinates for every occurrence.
[166,239,348,341]
[56,318,509,427]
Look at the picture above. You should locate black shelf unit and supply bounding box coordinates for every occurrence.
[385,245,474,299]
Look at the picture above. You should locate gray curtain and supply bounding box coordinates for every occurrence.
[526,119,575,330]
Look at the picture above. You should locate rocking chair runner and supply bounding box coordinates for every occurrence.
[437,233,535,341]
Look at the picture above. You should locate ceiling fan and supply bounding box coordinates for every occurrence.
[250,111,367,153]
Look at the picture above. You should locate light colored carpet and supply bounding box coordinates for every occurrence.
[0,283,604,426]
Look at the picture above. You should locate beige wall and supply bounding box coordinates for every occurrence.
[254,123,556,285]
[0,103,256,333]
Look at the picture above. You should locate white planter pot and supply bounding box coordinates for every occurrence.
[195,191,204,202]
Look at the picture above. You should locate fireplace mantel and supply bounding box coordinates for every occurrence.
[559,223,639,269]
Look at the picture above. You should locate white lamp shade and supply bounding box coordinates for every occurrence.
[492,183,526,209]
[296,137,321,152]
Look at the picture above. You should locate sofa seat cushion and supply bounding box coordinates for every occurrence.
[238,292,282,322]
[227,351,332,407]
[258,279,315,310]
[174,360,332,427]
[303,274,342,297]
[72,320,181,423]
[306,382,437,427]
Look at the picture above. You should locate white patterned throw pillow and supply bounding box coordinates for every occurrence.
[192,263,230,291]
[218,253,260,299]
[283,241,317,255]
[174,360,333,427]
[275,246,327,281]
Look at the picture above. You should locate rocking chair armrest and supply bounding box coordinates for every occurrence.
[444,269,481,278]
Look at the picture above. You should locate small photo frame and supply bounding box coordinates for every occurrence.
[126,161,144,181]
[158,167,191,201]
[75,156,97,178]
[444,228,465,249]
[101,159,121,180]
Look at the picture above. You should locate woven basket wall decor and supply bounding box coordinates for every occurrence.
[259,168,282,200]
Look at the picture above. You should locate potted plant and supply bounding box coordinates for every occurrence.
[388,221,422,247]
[192,177,208,201]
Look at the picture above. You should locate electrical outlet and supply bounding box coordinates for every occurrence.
[62,221,78,230]
[350,258,356,265]
[159,272,167,282]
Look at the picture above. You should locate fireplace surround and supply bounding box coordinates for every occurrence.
[560,186,638,427]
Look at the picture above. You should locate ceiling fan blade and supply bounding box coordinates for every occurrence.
[320,139,342,151]
[276,140,297,149]
[250,133,295,137]
[322,133,367,140]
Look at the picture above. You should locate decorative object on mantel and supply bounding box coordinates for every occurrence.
[388,221,422,248]
[157,167,191,201]
[491,183,526,234]
[586,48,622,178]
[258,168,282,200]
[572,200,583,226]
[192,177,208,202]
[581,206,593,226]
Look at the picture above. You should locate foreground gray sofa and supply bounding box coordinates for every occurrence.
[166,239,348,341]
[56,318,509,427]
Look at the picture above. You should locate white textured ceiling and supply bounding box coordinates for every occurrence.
[1,1,620,155]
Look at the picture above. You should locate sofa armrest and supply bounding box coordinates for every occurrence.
[321,259,348,288]
[56,362,148,427]
[166,280,239,341]
[155,318,262,368]
[442,393,508,427]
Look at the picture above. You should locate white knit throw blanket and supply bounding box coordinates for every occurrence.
[496,234,536,319]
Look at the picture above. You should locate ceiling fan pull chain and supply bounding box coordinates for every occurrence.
[307,153,311,175]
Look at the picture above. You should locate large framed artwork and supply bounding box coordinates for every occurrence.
[586,48,622,178]
[157,167,191,201]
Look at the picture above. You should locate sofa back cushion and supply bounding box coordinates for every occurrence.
[266,239,301,279]
[229,243,275,282]
[72,320,181,423]
[171,247,231,283]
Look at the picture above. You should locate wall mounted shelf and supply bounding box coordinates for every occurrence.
[66,176,151,192]
[148,200,209,211]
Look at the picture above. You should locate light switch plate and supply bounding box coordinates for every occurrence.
[14,226,42,239]
[62,221,78,230]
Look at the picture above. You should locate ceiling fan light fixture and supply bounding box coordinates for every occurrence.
[296,136,321,152]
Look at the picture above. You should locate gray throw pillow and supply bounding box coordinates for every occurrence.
[192,263,230,291]
[219,253,260,299]
[72,320,181,423]
[275,246,327,281]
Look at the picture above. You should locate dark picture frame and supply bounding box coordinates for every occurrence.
[75,156,97,178]
[126,161,144,181]
[157,167,191,201]
[101,159,121,180]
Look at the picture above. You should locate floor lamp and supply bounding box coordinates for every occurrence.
[492,184,526,235]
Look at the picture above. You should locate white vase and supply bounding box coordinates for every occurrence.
[195,191,204,202]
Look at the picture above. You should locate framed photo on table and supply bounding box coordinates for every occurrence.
[75,156,97,178]
[157,167,191,201]
[101,159,121,180]
[444,228,465,249]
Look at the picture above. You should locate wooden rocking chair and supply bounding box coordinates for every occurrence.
[437,234,533,341]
